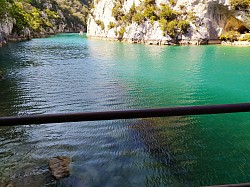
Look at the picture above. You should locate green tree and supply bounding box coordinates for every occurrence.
[158,4,176,20]
[178,20,190,34]
[132,12,145,24]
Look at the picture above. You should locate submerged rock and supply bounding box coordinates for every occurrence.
[6,183,14,187]
[48,156,71,180]
[0,71,3,80]
[0,181,14,187]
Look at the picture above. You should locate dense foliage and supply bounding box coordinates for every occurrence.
[0,0,89,35]
[0,0,12,17]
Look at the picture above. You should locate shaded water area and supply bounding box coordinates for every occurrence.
[1,34,250,186]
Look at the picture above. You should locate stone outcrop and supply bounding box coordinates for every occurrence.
[87,0,250,45]
[0,16,14,46]
[48,156,71,180]
[0,71,3,80]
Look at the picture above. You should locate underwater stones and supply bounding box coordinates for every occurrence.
[0,71,3,80]
[49,156,71,180]
[6,182,14,187]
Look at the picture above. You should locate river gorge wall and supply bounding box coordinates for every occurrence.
[87,0,250,45]
[0,0,89,46]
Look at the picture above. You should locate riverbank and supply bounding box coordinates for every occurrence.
[221,40,250,46]
[0,32,84,47]
[87,35,222,46]
[4,32,250,47]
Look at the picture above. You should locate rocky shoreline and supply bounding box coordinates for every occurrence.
[88,35,250,47]
[0,31,80,47]
[87,35,222,45]
[221,41,250,46]
[2,32,250,47]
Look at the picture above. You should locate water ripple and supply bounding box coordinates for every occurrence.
[1,35,250,186]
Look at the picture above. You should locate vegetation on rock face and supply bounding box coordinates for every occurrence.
[219,31,241,41]
[0,0,89,37]
[118,26,125,38]
[108,22,116,29]
[230,0,250,10]
[95,19,104,30]
[112,2,124,21]
[239,33,250,41]
[220,31,250,42]
[0,0,12,18]
[158,4,190,37]
[110,0,191,39]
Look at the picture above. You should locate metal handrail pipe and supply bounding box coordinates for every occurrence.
[1,103,250,126]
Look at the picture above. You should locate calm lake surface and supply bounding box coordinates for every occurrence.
[1,33,250,186]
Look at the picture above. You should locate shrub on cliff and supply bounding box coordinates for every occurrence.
[239,33,250,41]
[169,0,176,6]
[123,3,136,23]
[95,20,105,30]
[158,4,177,20]
[158,4,190,37]
[166,20,178,37]
[230,0,250,10]
[143,4,157,20]
[108,22,116,29]
[144,0,155,6]
[178,20,190,33]
[112,2,124,21]
[118,27,125,38]
[132,12,145,25]
[219,31,241,42]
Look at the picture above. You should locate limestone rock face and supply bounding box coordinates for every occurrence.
[0,16,14,45]
[87,0,249,44]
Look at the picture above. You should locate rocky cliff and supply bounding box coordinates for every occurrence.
[87,0,250,45]
[0,0,89,46]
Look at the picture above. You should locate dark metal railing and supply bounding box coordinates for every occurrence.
[1,103,250,126]
[2,103,250,187]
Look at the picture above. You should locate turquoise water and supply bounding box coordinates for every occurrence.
[1,34,250,186]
